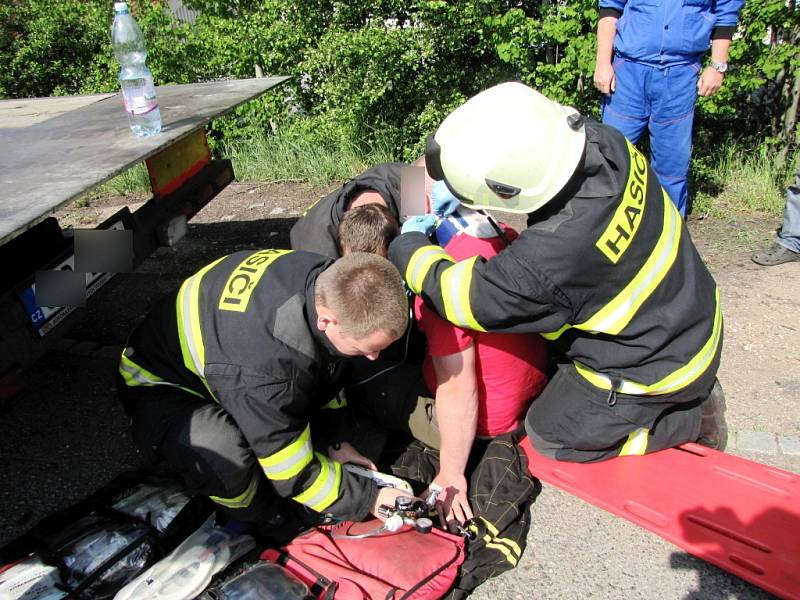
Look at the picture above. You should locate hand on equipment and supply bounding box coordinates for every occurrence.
[428,475,474,534]
[430,180,461,217]
[372,487,423,522]
[401,214,438,236]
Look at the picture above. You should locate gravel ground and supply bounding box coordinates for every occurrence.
[1,182,797,599]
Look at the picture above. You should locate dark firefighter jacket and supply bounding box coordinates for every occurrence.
[389,120,722,397]
[290,162,405,258]
[291,161,425,366]
[119,249,377,521]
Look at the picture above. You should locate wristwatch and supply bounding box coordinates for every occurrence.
[710,61,728,73]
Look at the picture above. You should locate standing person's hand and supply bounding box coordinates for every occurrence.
[593,61,616,95]
[428,474,473,533]
[327,441,377,470]
[698,66,724,97]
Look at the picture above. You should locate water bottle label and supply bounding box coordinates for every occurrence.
[122,77,159,115]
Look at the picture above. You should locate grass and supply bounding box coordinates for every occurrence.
[78,132,791,221]
[76,162,152,205]
[692,144,790,218]
[73,130,397,205]
[220,132,396,185]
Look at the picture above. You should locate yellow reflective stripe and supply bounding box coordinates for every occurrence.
[301,196,322,217]
[119,353,165,386]
[218,249,292,313]
[579,191,681,336]
[176,256,226,389]
[543,189,681,342]
[259,425,313,481]
[481,518,522,557]
[541,323,570,341]
[574,287,722,395]
[118,353,206,399]
[321,393,347,410]
[441,256,487,332]
[642,286,723,394]
[483,535,519,566]
[479,517,522,563]
[292,453,342,512]
[406,246,453,295]
[209,470,260,509]
[619,427,650,456]
[481,517,499,536]
[595,139,648,264]
[495,535,521,557]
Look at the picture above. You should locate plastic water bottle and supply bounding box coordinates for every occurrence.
[111,2,162,136]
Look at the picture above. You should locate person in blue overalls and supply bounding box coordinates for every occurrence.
[593,0,744,217]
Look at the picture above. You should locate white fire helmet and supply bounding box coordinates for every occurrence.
[425,82,587,214]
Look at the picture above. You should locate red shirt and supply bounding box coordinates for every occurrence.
[414,227,550,437]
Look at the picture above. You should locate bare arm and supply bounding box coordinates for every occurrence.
[594,15,619,95]
[698,38,731,97]
[429,344,478,530]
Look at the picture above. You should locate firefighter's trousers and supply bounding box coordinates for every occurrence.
[118,381,282,524]
[525,352,720,463]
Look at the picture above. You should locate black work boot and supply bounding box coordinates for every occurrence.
[752,242,800,266]
[696,378,728,451]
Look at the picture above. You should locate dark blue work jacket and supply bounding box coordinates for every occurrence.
[599,0,743,67]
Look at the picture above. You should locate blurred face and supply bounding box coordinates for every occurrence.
[316,305,398,360]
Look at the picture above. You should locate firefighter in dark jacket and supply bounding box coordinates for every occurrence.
[391,82,727,463]
[292,162,432,367]
[290,163,406,258]
[118,250,412,524]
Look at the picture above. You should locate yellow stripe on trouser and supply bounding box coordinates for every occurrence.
[405,246,453,295]
[292,453,342,512]
[619,427,650,456]
[209,469,260,509]
[469,517,522,566]
[258,425,314,481]
[118,353,205,399]
[441,256,487,332]
[542,189,681,341]
[574,286,722,395]
[176,256,227,399]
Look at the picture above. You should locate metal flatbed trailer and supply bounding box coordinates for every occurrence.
[0,77,288,378]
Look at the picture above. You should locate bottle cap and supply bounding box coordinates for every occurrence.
[114,2,129,11]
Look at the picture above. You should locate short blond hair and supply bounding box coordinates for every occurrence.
[315,253,408,340]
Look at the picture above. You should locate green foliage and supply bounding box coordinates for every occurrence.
[695,1,800,160]
[2,0,798,196]
[0,0,110,97]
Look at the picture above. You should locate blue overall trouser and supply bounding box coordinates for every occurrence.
[777,163,800,253]
[601,57,700,217]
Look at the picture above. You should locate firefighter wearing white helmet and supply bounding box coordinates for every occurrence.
[391,82,726,462]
